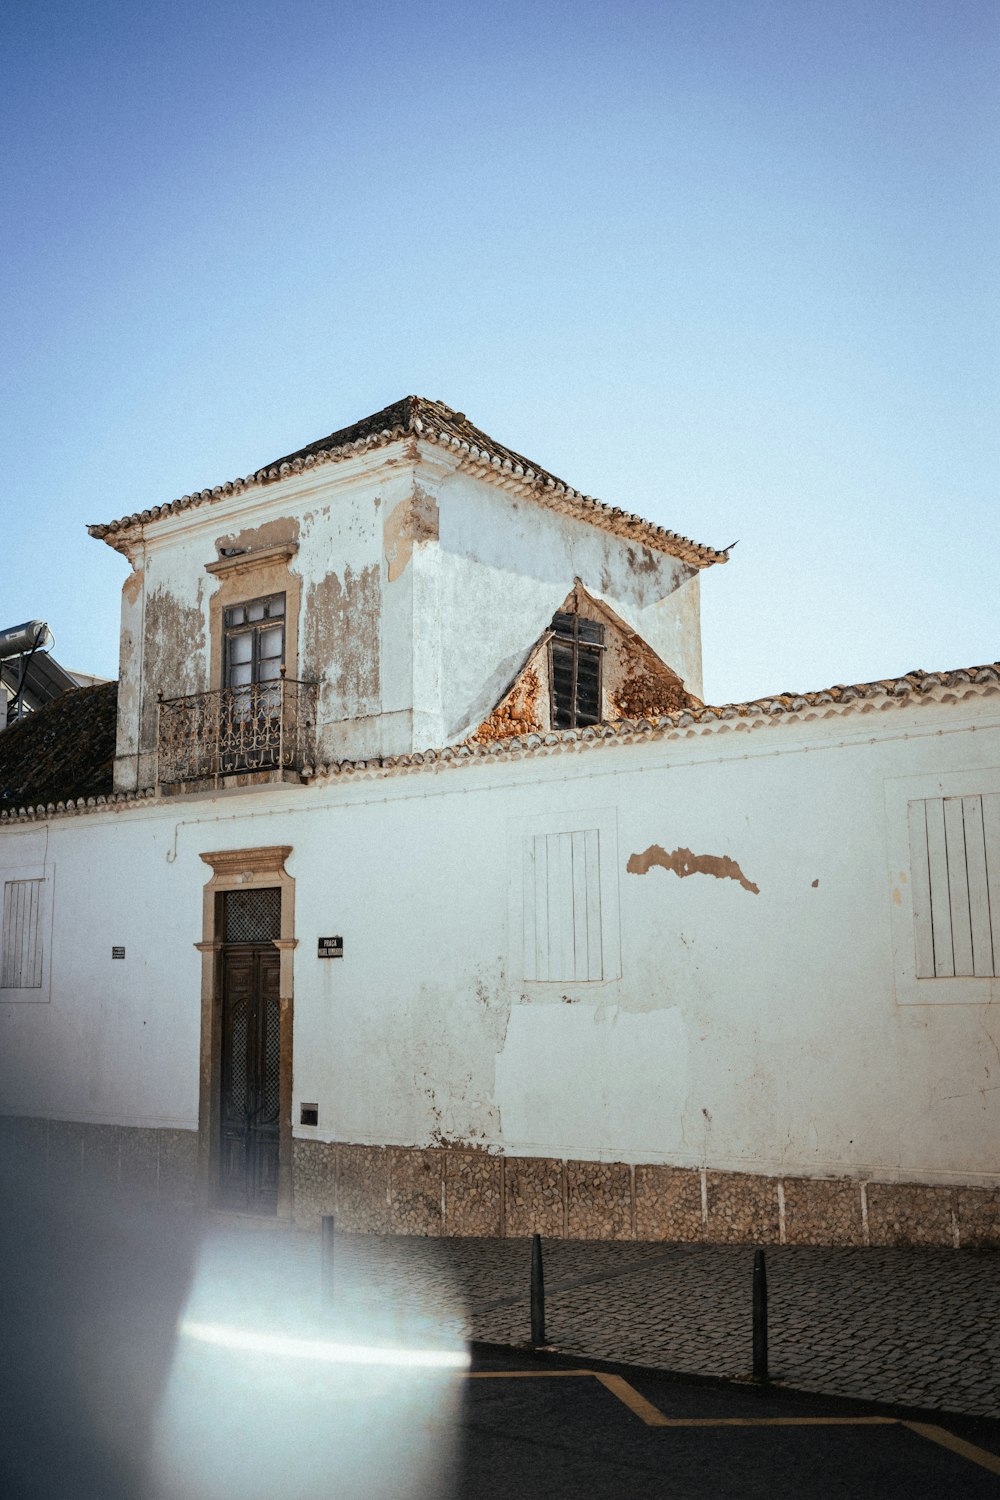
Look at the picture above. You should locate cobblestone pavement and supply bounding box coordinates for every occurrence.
[193,1227,1000,1420]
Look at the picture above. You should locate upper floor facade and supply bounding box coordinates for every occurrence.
[88,397,728,795]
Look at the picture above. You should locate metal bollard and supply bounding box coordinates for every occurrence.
[752,1247,769,1383]
[530,1232,546,1347]
[321,1214,336,1304]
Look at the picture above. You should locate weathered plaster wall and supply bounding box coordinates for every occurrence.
[3,690,998,1220]
[113,555,146,790]
[468,586,695,742]
[111,457,422,785]
[431,469,703,745]
[108,445,706,783]
[602,616,696,720]
[114,516,232,789]
[296,475,389,763]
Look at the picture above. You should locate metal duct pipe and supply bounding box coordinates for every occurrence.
[0,621,51,661]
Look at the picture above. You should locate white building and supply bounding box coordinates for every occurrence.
[1,396,997,1246]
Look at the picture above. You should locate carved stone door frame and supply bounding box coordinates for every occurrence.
[196,846,296,1216]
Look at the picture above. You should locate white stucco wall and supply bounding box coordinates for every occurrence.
[2,688,997,1188]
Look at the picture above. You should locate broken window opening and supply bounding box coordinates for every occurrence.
[549,612,604,729]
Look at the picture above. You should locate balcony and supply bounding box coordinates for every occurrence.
[157,679,318,793]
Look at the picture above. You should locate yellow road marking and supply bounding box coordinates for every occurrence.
[467,1369,593,1379]
[465,1373,1000,1475]
[588,1378,897,1429]
[592,1372,674,1426]
[903,1422,1000,1477]
[627,1416,896,1428]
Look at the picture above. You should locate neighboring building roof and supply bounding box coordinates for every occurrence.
[0,681,117,809]
[88,396,729,569]
[1,652,83,718]
[1,664,997,825]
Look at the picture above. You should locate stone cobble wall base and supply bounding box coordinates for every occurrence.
[0,1116,199,1208]
[4,1118,997,1246]
[292,1140,1000,1248]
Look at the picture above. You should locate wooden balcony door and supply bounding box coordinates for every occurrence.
[219,889,282,1214]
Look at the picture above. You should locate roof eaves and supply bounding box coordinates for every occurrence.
[2,664,997,826]
[307,663,999,780]
[87,396,729,569]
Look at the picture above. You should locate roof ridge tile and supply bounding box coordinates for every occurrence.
[87,397,729,568]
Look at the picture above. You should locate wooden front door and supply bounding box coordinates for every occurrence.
[219,943,281,1214]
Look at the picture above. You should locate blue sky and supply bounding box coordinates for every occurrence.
[2,0,996,703]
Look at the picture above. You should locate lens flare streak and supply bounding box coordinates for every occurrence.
[180,1319,470,1370]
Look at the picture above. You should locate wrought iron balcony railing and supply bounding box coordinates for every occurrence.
[157,679,318,786]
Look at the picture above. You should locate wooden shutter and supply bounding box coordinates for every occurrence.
[1,878,44,988]
[908,795,999,978]
[522,829,603,980]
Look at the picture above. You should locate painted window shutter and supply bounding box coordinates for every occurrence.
[1,878,44,988]
[908,795,1000,978]
[523,828,603,981]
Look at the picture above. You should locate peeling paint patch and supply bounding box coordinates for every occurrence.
[468,667,542,744]
[214,515,300,557]
[811,879,819,888]
[384,484,439,582]
[303,564,380,717]
[625,545,660,577]
[122,562,144,605]
[142,586,206,745]
[627,844,760,895]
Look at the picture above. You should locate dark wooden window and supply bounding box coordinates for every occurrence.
[223,594,285,689]
[549,612,605,729]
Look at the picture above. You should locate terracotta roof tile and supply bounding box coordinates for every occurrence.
[263,397,555,477]
[2,663,996,826]
[0,681,117,809]
[88,396,728,569]
[308,663,1000,778]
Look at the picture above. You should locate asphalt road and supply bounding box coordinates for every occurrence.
[4,1193,996,1500]
[456,1348,1000,1500]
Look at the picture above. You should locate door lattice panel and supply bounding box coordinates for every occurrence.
[229,1000,249,1114]
[223,887,281,943]
[262,997,281,1121]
